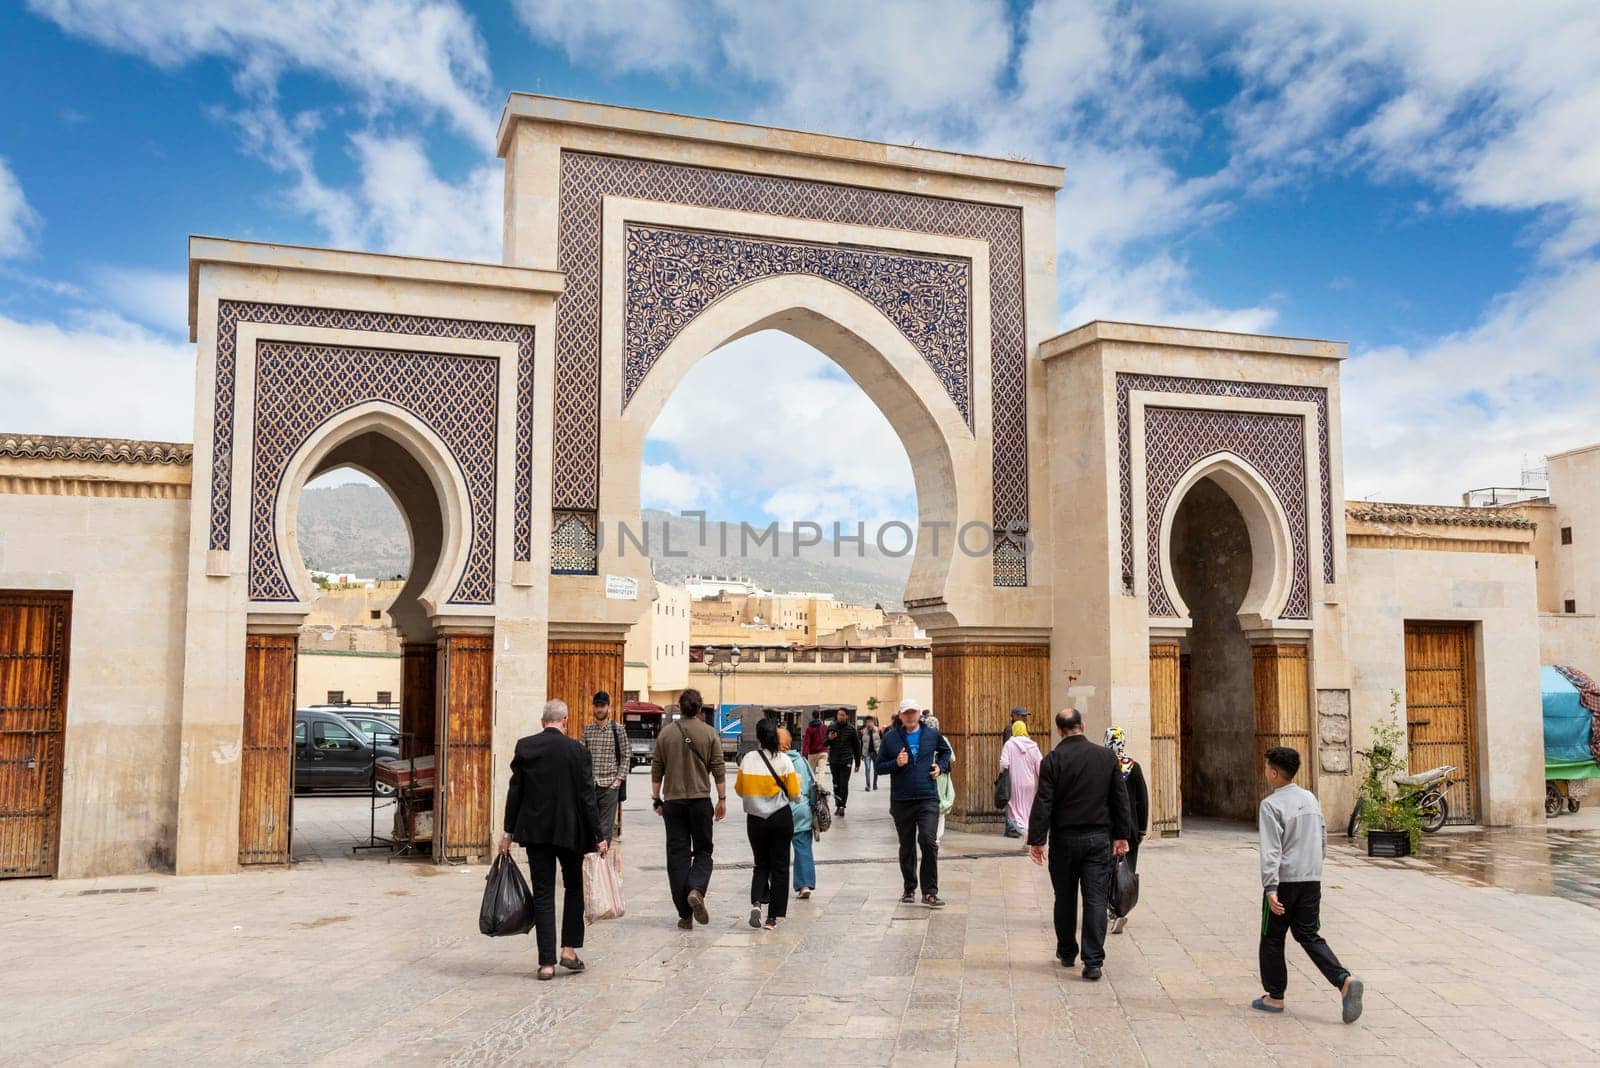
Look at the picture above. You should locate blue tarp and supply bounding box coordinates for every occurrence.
[1543,665,1597,766]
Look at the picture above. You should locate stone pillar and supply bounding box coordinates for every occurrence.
[1146,640,1182,837]
[932,638,1050,827]
[400,642,437,760]
[435,630,493,863]
[1252,642,1312,798]
[547,637,625,740]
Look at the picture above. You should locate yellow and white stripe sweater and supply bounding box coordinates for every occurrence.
[734,749,802,818]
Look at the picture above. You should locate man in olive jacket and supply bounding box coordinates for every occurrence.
[1027,708,1131,981]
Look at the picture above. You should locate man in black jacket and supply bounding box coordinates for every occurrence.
[499,699,608,981]
[1028,708,1132,981]
[824,707,862,816]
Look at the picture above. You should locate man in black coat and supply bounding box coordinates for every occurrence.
[1028,708,1132,981]
[824,707,863,816]
[499,699,608,980]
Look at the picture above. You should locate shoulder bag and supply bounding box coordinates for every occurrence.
[611,721,628,802]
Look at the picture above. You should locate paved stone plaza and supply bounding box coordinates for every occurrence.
[6,777,1600,1066]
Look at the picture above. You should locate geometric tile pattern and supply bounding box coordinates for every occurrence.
[208,300,534,562]
[247,341,499,605]
[556,151,1028,585]
[1116,372,1333,590]
[623,225,972,422]
[1142,407,1311,619]
[550,509,599,575]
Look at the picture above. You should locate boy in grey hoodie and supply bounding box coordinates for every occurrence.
[1254,746,1364,1024]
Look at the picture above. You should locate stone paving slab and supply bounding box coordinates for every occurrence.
[7,776,1600,1065]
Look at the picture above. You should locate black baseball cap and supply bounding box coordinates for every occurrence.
[593,691,611,706]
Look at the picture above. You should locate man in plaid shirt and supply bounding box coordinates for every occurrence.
[580,691,629,841]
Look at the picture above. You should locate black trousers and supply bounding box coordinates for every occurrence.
[525,844,584,967]
[1260,881,1350,999]
[1049,830,1111,967]
[662,798,715,920]
[830,761,852,809]
[891,797,940,895]
[746,807,794,921]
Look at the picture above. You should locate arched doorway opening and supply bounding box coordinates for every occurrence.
[239,416,490,867]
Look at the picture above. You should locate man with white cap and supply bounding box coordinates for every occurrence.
[874,696,953,907]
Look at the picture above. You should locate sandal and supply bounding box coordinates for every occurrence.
[537,966,555,981]
[559,954,585,972]
[748,907,762,929]
[1250,997,1283,1013]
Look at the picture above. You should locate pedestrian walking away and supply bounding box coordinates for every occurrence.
[579,690,628,841]
[824,707,862,815]
[999,720,1042,839]
[876,697,953,908]
[778,727,818,898]
[801,713,828,778]
[861,716,883,791]
[651,688,727,930]
[1103,725,1148,933]
[499,699,609,981]
[734,718,803,929]
[1027,708,1131,981]
[1253,746,1364,1024]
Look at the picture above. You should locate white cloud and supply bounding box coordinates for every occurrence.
[0,312,193,441]
[89,266,188,337]
[28,0,496,144]
[641,461,716,513]
[512,0,709,75]
[1342,259,1600,503]
[0,157,41,259]
[645,331,916,527]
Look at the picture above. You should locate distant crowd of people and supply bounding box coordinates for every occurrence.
[497,690,1363,1023]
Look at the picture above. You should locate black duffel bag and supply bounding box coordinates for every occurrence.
[1108,854,1140,919]
[480,852,536,936]
[993,768,1010,810]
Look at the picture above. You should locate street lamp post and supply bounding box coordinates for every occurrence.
[708,644,742,722]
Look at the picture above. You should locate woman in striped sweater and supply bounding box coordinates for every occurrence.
[734,717,803,930]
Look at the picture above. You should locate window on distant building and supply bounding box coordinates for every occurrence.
[370,609,382,620]
[376,690,392,705]
[1561,526,1573,545]
[1566,600,1578,614]
[327,690,345,704]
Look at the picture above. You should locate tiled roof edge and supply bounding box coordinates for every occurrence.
[1345,500,1534,530]
[0,433,194,465]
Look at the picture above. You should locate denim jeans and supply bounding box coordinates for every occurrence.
[864,755,879,789]
[792,829,816,891]
[1048,830,1111,966]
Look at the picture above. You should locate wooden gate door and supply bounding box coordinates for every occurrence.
[1147,642,1182,836]
[0,591,71,879]
[1403,622,1478,824]
[437,632,493,862]
[239,634,297,865]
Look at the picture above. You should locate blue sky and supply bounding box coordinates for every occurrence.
[2,1,1597,527]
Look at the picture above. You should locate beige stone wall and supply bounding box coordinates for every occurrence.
[1344,545,1543,826]
[295,650,403,708]
[1539,613,1600,675]
[0,492,190,876]
[621,582,691,698]
[1548,443,1600,615]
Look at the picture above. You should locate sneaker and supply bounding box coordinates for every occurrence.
[1082,965,1103,981]
[687,889,710,925]
[1056,952,1075,968]
[748,907,762,929]
[836,807,845,817]
[676,917,693,931]
[797,888,812,899]
[899,891,915,904]
[922,894,946,908]
[1341,977,1364,1024]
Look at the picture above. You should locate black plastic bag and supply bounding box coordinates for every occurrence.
[479,853,536,937]
[993,768,1011,810]
[1108,855,1140,918]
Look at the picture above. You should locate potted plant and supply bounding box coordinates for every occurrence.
[1351,692,1422,857]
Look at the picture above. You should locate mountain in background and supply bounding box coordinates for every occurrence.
[295,486,913,608]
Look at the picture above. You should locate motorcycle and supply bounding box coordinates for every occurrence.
[1347,763,1455,837]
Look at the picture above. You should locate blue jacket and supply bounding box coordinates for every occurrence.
[788,752,816,833]
[874,722,953,802]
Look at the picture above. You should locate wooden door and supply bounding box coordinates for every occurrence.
[239,634,297,865]
[1147,642,1182,837]
[0,591,71,879]
[438,633,493,862]
[1403,622,1477,824]
[547,639,623,741]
